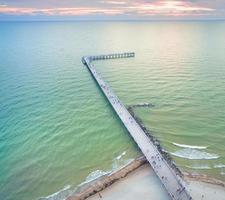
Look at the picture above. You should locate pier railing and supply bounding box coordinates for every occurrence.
[82,52,135,65]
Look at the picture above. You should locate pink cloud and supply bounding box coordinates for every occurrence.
[0,1,215,16]
[100,1,127,5]
[0,6,123,16]
[130,0,214,15]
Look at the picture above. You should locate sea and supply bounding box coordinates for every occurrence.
[0,21,225,200]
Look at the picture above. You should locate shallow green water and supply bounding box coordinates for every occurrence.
[0,21,225,200]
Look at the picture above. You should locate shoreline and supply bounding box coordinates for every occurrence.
[66,105,225,200]
[67,156,225,200]
[184,173,225,187]
[67,157,147,200]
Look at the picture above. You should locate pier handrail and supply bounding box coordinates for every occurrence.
[82,52,135,64]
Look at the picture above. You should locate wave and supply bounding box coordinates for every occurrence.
[83,151,128,185]
[116,151,126,160]
[39,170,111,200]
[171,149,219,160]
[83,170,110,184]
[39,151,131,200]
[172,142,207,149]
[112,151,134,170]
[185,165,211,170]
[39,185,71,200]
[214,164,225,169]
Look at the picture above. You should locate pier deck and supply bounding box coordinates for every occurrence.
[82,52,192,200]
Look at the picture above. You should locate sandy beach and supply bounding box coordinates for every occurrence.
[67,157,225,200]
[86,164,225,200]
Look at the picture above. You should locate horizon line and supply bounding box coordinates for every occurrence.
[1,18,225,22]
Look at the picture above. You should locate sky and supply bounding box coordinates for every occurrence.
[0,0,225,21]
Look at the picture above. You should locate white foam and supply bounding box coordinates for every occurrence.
[186,164,211,170]
[173,142,207,149]
[116,151,126,160]
[39,185,71,200]
[214,164,225,169]
[84,170,110,183]
[39,153,133,200]
[112,151,130,170]
[171,148,219,160]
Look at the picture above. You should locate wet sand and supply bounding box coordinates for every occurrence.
[85,164,225,200]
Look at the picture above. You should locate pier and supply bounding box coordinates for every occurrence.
[82,52,192,200]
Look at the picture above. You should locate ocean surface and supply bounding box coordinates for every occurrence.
[0,21,225,200]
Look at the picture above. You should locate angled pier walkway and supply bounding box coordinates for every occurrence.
[82,52,192,200]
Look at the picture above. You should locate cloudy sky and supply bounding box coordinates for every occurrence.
[0,0,225,20]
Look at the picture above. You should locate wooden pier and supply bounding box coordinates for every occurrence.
[82,52,192,200]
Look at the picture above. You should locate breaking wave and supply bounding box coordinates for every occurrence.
[39,185,71,200]
[112,151,134,170]
[171,148,219,160]
[83,170,110,184]
[186,164,211,170]
[172,143,207,150]
[214,164,225,176]
[214,164,225,169]
[116,151,126,160]
[39,151,130,200]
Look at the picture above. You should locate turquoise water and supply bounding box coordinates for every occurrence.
[0,21,225,200]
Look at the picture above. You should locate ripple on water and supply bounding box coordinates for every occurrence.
[1,21,225,200]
